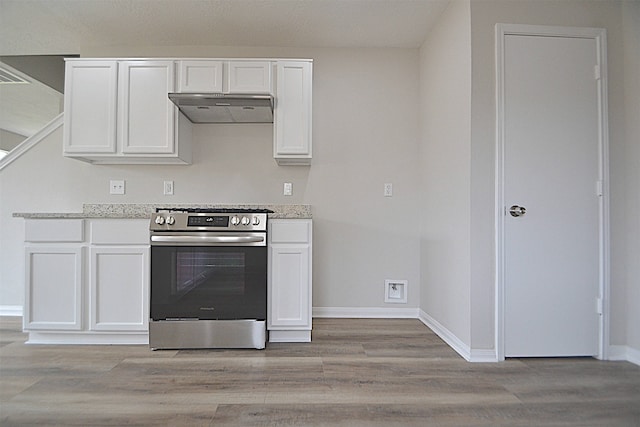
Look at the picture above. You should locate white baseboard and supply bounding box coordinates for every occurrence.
[418,309,499,362]
[0,305,23,317]
[469,348,499,363]
[269,330,311,343]
[609,345,640,367]
[26,331,148,345]
[313,306,497,362]
[418,309,471,361]
[313,306,420,318]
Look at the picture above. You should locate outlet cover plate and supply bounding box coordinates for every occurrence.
[110,180,125,195]
[385,279,408,303]
[384,183,393,197]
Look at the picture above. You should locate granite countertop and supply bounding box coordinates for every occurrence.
[14,204,312,220]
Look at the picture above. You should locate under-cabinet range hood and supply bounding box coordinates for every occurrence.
[168,93,273,124]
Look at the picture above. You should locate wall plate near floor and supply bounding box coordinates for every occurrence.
[384,279,407,303]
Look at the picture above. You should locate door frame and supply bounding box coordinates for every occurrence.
[494,24,610,361]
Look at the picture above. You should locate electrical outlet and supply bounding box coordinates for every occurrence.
[164,180,174,195]
[109,180,125,195]
[284,182,293,196]
[384,183,393,197]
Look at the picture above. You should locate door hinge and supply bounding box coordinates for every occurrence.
[596,297,603,315]
[596,180,604,197]
[594,65,601,80]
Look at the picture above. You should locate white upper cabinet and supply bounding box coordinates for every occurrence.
[63,59,191,165]
[228,61,272,93]
[63,58,312,165]
[63,61,118,154]
[175,60,272,94]
[177,60,223,92]
[118,61,176,155]
[274,61,313,165]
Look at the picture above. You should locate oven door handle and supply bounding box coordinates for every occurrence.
[151,235,265,245]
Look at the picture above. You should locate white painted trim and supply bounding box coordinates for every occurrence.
[0,113,64,171]
[315,307,498,362]
[313,307,419,318]
[26,331,148,345]
[494,24,610,361]
[495,24,607,39]
[269,330,311,343]
[0,305,23,317]
[609,345,640,367]
[470,349,499,363]
[418,309,471,361]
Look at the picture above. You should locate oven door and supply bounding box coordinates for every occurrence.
[150,237,267,321]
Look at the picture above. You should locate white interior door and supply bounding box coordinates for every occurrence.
[499,28,606,357]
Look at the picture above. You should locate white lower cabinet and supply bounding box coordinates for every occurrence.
[268,219,312,342]
[23,216,313,345]
[25,246,83,331]
[90,246,149,331]
[23,219,149,344]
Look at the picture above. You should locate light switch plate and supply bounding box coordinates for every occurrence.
[164,180,174,195]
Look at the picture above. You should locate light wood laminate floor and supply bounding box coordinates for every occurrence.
[1,317,639,426]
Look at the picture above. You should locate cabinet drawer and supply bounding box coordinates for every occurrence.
[270,220,311,244]
[25,219,84,242]
[90,219,149,245]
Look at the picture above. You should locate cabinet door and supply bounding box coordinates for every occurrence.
[177,60,223,92]
[274,61,312,163]
[63,61,117,154]
[89,247,149,331]
[269,245,311,329]
[119,61,176,154]
[228,61,272,93]
[25,247,83,331]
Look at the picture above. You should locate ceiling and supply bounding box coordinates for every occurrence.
[0,0,449,55]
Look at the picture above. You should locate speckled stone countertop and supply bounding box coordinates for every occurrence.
[14,204,312,220]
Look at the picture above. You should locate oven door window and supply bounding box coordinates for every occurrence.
[151,246,267,321]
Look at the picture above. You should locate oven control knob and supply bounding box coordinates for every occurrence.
[166,216,175,225]
[241,216,250,226]
[252,216,260,226]
[154,215,165,225]
[231,215,240,226]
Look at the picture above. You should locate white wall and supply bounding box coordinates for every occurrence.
[0,47,422,313]
[1,1,637,360]
[417,0,638,358]
[419,0,472,346]
[468,0,635,352]
[621,0,640,354]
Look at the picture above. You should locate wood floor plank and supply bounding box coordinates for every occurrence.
[1,317,639,426]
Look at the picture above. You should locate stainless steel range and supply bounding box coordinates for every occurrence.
[149,208,271,350]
